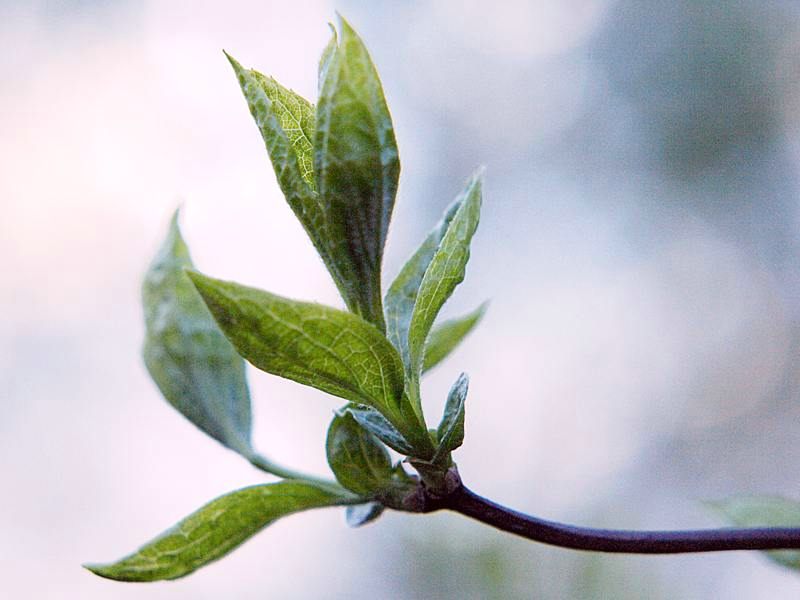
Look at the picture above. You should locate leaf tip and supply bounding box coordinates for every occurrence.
[223,50,246,78]
[83,562,117,581]
[167,206,184,237]
[470,165,486,189]
[334,12,360,42]
[456,371,469,388]
[325,21,338,39]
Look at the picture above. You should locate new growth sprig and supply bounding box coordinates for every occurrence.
[87,16,800,583]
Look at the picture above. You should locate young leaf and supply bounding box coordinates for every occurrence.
[226,52,319,199]
[345,502,385,527]
[314,16,400,330]
[423,302,488,373]
[318,24,337,93]
[141,211,252,455]
[385,199,462,371]
[84,481,350,581]
[326,412,393,495]
[226,54,347,312]
[406,169,483,415]
[710,496,800,570]
[342,404,415,455]
[186,272,418,441]
[433,373,468,463]
[252,71,317,189]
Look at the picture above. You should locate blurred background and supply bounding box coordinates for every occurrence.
[4,0,800,597]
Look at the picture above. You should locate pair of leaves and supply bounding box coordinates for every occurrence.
[142,203,481,467]
[183,169,486,455]
[96,213,379,583]
[228,14,485,441]
[333,369,468,467]
[85,481,354,581]
[229,17,397,330]
[325,371,468,512]
[139,211,429,456]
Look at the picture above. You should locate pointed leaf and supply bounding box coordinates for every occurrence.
[252,72,316,189]
[406,169,483,415]
[141,211,251,455]
[226,54,347,310]
[186,272,418,441]
[345,502,385,527]
[314,17,400,329]
[342,404,415,455]
[710,496,800,570]
[408,171,483,373]
[327,412,393,495]
[433,373,468,463]
[226,52,319,197]
[84,481,347,581]
[385,199,462,371]
[318,25,337,93]
[423,302,488,373]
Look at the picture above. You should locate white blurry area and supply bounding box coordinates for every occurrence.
[2,0,800,599]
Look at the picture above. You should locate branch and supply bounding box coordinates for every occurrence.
[429,477,800,554]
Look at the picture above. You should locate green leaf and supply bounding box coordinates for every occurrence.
[186,272,418,440]
[84,481,349,581]
[326,412,393,495]
[226,52,317,192]
[141,211,252,455]
[385,199,462,372]
[226,53,348,318]
[252,72,316,190]
[423,302,488,373]
[710,496,800,570]
[345,502,385,527]
[318,24,337,93]
[433,373,468,463]
[314,16,400,330]
[406,169,483,415]
[342,404,415,455]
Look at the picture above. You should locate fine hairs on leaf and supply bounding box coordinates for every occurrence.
[87,14,800,585]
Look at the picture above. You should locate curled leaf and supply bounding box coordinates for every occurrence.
[433,373,469,463]
[327,412,393,495]
[141,211,252,455]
